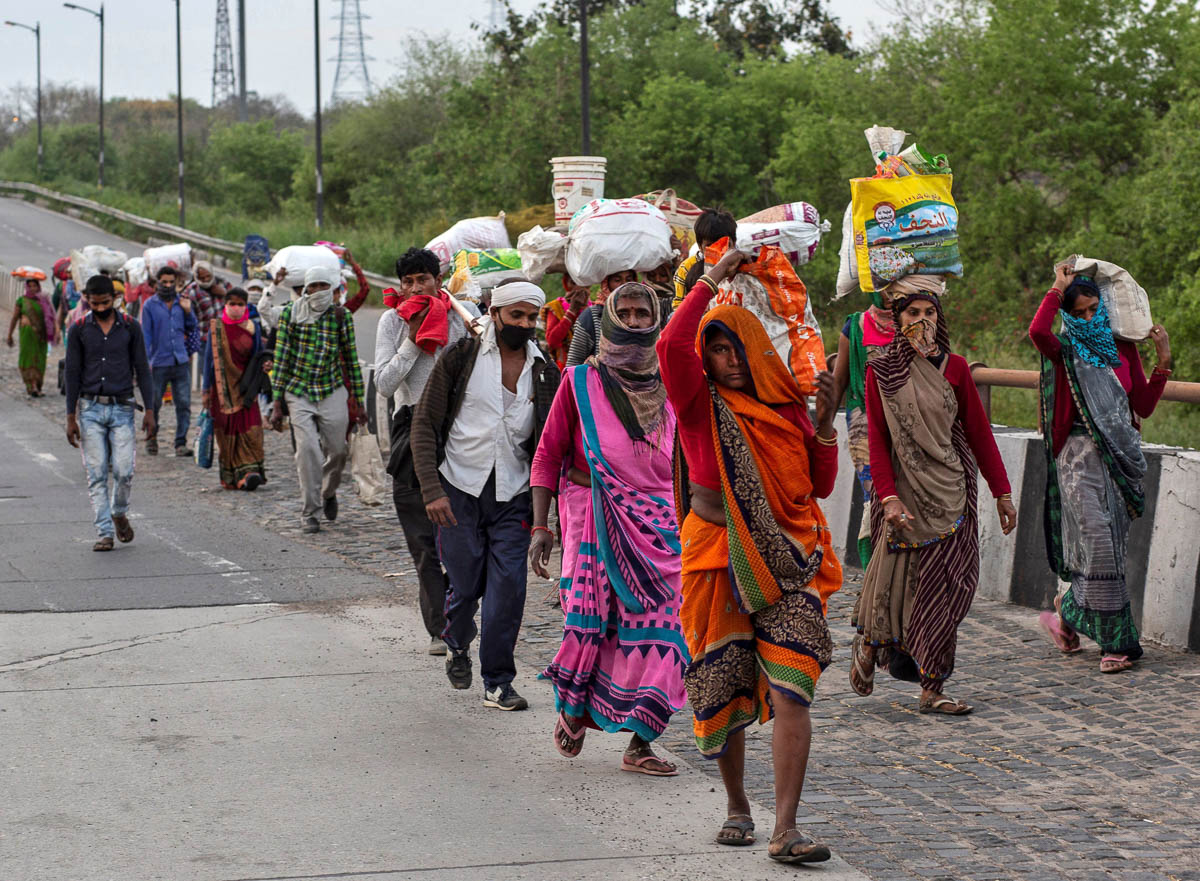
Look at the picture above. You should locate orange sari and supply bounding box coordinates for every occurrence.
[680,305,841,758]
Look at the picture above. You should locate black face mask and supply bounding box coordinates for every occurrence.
[157,284,176,300]
[91,306,114,320]
[496,318,534,349]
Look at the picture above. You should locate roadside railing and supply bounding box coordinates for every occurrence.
[968,363,1200,419]
[0,179,403,294]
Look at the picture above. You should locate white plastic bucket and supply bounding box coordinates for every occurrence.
[550,155,607,224]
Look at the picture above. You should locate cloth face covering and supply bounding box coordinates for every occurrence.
[1060,290,1121,368]
[397,289,452,354]
[901,317,940,358]
[587,282,667,446]
[222,303,248,325]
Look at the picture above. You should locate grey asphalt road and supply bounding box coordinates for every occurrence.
[0,195,385,360]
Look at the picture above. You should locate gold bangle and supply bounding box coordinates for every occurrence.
[814,431,838,446]
[879,495,900,505]
[998,493,1012,501]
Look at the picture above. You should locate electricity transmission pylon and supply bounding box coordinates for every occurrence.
[212,0,237,106]
[330,0,373,104]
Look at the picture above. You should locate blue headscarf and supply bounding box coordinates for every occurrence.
[1059,281,1121,369]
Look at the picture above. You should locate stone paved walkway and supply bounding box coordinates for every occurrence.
[7,337,1198,881]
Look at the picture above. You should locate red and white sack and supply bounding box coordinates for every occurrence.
[425,214,511,274]
[564,198,674,286]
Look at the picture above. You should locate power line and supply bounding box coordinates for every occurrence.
[330,0,373,105]
[212,0,237,106]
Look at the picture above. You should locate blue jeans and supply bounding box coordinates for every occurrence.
[78,399,137,539]
[152,360,191,447]
[438,472,531,690]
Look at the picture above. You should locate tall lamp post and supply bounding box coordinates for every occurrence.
[237,0,247,121]
[174,0,185,226]
[313,0,324,230]
[579,0,590,153]
[63,2,104,188]
[4,20,42,179]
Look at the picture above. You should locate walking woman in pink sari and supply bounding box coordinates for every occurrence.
[530,283,688,776]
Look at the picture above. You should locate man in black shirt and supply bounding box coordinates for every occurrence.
[64,276,156,552]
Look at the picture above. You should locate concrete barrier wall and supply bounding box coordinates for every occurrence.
[821,419,1200,652]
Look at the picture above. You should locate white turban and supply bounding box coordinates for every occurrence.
[304,265,341,293]
[489,280,545,311]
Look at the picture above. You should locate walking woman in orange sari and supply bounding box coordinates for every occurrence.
[659,247,842,865]
[202,288,268,491]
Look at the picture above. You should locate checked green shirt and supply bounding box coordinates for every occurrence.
[272,303,365,405]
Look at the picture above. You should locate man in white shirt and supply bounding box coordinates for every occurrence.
[411,279,556,712]
[374,247,478,657]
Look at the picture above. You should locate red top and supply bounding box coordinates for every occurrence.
[658,280,838,497]
[866,353,1012,501]
[1028,288,1166,456]
[342,258,371,313]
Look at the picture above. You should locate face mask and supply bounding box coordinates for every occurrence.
[306,289,334,313]
[497,318,534,349]
[225,305,247,322]
[157,283,175,299]
[901,317,939,357]
[91,305,114,320]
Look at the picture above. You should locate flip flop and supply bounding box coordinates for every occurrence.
[621,753,678,777]
[715,814,755,846]
[919,696,973,715]
[553,712,586,758]
[768,828,831,864]
[1039,611,1082,654]
[1100,654,1133,674]
[850,634,875,696]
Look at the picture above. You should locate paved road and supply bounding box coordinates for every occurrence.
[0,196,385,360]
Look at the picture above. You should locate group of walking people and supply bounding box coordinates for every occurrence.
[8,205,1174,865]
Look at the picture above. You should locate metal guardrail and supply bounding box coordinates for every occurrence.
[0,179,405,294]
[969,363,1200,418]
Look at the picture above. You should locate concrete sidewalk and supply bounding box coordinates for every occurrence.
[1,600,867,881]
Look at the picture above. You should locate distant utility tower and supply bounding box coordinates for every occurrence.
[330,0,373,104]
[212,0,237,106]
[489,0,504,29]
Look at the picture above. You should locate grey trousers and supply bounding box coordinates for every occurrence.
[285,387,349,520]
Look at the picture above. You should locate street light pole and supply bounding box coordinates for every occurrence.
[313,0,324,230]
[4,20,42,179]
[63,2,105,188]
[579,0,590,153]
[175,0,185,227]
[237,0,248,121]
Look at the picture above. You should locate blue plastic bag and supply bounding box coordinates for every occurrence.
[195,409,214,469]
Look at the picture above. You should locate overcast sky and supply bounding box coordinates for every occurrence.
[1,1,898,115]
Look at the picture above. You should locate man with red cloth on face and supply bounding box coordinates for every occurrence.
[374,247,480,657]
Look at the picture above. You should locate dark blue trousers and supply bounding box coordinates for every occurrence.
[438,472,531,690]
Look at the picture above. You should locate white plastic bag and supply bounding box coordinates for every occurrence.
[565,198,674,287]
[349,426,389,506]
[143,243,193,278]
[264,244,341,288]
[1070,255,1153,341]
[71,245,129,289]
[426,214,511,274]
[516,225,567,282]
[736,201,829,267]
[834,203,859,298]
[123,257,147,288]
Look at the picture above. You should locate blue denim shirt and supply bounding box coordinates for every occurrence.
[141,291,197,367]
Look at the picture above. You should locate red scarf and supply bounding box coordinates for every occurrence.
[384,287,452,353]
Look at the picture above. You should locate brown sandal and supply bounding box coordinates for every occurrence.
[850,634,875,696]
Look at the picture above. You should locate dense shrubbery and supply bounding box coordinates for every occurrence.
[1,0,1196,443]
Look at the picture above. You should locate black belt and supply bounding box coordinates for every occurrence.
[81,393,144,411]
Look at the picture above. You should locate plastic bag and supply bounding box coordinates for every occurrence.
[194,410,214,469]
[1069,255,1153,341]
[123,257,147,289]
[851,169,961,292]
[264,244,341,288]
[516,225,567,283]
[446,248,525,297]
[736,201,830,267]
[349,426,388,506]
[243,235,271,280]
[71,245,129,289]
[565,198,674,286]
[426,214,511,274]
[834,203,859,298]
[144,243,193,278]
[634,188,704,252]
[705,240,826,394]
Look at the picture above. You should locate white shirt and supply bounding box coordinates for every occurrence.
[373,302,477,408]
[438,319,540,503]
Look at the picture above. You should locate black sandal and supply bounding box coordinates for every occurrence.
[768,828,831,863]
[716,814,755,846]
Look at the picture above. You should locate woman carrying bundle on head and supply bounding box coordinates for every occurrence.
[849,276,1017,714]
[7,276,57,397]
[1031,263,1171,674]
